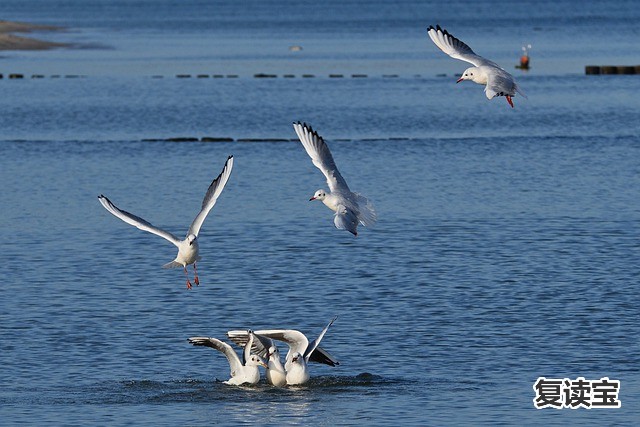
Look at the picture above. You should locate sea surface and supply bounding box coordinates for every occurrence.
[1,1,639,425]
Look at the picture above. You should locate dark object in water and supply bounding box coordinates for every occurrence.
[585,65,639,75]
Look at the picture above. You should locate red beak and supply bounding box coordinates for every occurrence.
[456,77,463,83]
[309,197,316,201]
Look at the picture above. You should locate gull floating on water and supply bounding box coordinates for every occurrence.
[228,316,339,386]
[427,25,526,108]
[188,332,268,386]
[245,333,287,387]
[98,155,233,289]
[293,122,376,236]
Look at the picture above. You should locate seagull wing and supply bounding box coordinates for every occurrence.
[484,70,516,99]
[98,195,181,247]
[228,329,339,367]
[227,330,273,359]
[187,155,234,237]
[250,329,309,365]
[334,205,359,236]
[308,346,340,367]
[305,316,337,363]
[188,337,243,375]
[427,25,498,68]
[293,122,351,194]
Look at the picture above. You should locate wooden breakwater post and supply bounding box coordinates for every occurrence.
[586,65,640,75]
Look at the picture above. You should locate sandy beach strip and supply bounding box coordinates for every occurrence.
[0,20,68,50]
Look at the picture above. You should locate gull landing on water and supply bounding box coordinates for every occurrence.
[188,332,268,386]
[427,25,526,108]
[227,316,339,386]
[98,155,233,289]
[293,122,376,236]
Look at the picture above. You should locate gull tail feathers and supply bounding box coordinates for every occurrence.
[355,193,377,227]
[163,260,182,269]
[515,83,528,99]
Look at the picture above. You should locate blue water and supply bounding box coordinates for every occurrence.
[1,1,639,425]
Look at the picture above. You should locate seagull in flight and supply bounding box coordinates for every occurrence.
[98,155,233,289]
[228,316,339,385]
[427,25,526,108]
[293,122,376,236]
[188,331,268,386]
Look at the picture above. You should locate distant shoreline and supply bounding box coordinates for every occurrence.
[0,20,69,51]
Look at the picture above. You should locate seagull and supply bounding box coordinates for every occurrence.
[427,25,526,108]
[188,332,268,386]
[293,122,376,236]
[98,156,233,289]
[245,334,287,387]
[228,316,338,386]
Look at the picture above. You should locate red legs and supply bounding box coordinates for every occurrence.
[193,263,200,286]
[506,95,514,108]
[183,266,192,290]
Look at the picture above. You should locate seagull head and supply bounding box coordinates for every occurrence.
[249,355,268,369]
[458,66,481,84]
[187,234,197,246]
[310,189,326,201]
[291,352,303,364]
[267,345,279,361]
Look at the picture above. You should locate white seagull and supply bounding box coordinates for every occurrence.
[293,122,376,236]
[245,334,287,387]
[228,316,338,386]
[427,25,526,108]
[98,155,233,289]
[188,332,268,386]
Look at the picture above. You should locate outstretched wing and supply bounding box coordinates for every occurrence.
[245,329,309,365]
[305,316,338,363]
[187,155,234,237]
[98,195,181,247]
[427,25,498,68]
[308,346,340,367]
[485,70,517,99]
[334,205,359,236]
[227,330,274,359]
[293,122,351,194]
[228,329,339,367]
[188,336,242,376]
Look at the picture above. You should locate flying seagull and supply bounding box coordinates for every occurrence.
[293,122,376,236]
[98,155,233,289]
[427,25,526,108]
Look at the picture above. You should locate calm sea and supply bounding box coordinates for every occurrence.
[1,0,639,425]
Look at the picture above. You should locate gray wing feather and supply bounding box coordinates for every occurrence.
[304,316,337,363]
[187,155,234,237]
[427,25,498,68]
[227,330,274,359]
[248,329,309,364]
[293,122,351,193]
[485,71,516,99]
[188,337,243,374]
[334,205,359,236]
[308,346,340,367]
[98,195,181,246]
